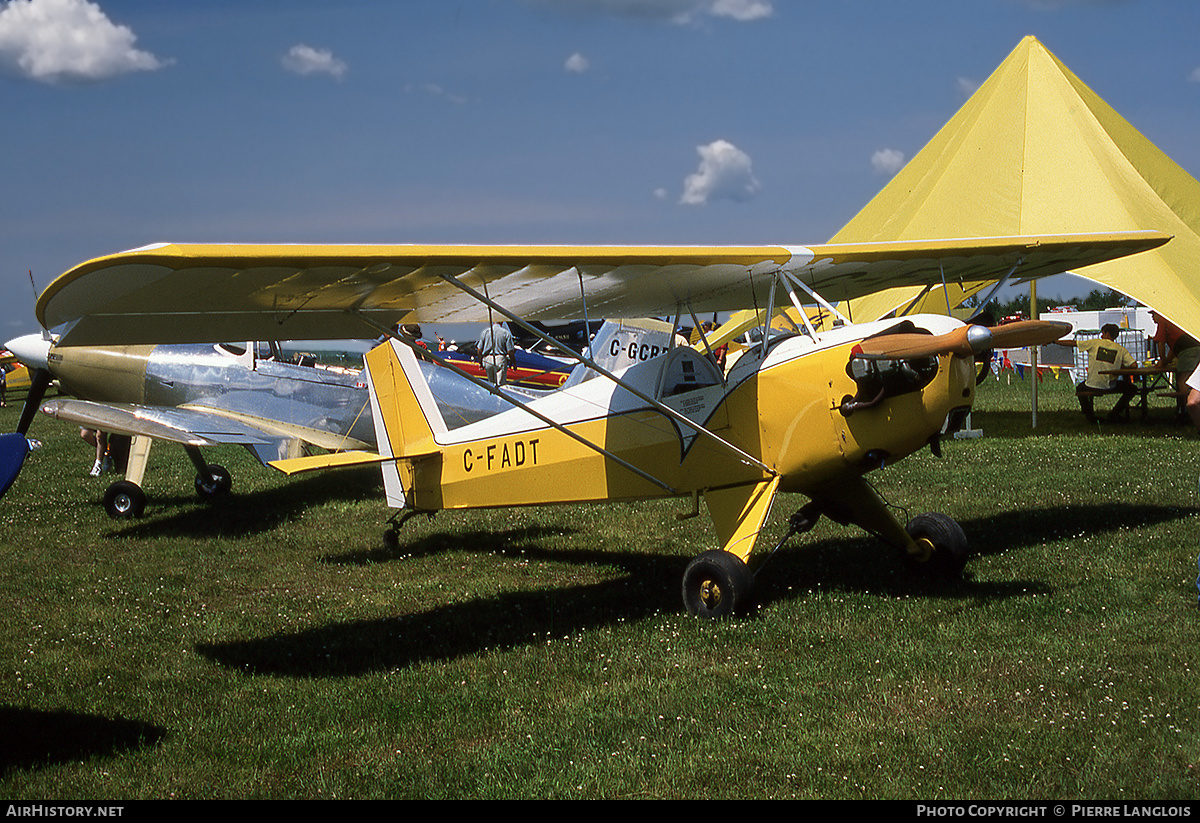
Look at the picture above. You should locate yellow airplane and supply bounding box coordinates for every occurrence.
[15,231,1168,615]
[1,348,32,396]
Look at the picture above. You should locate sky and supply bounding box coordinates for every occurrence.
[2,0,1199,342]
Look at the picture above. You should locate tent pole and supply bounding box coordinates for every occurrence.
[1031,280,1039,429]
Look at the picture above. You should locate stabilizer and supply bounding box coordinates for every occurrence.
[363,340,442,510]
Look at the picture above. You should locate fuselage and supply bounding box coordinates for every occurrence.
[7,334,377,451]
[368,314,976,511]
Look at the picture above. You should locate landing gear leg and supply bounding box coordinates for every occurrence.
[186,446,232,502]
[813,476,969,577]
[683,478,781,618]
[681,501,824,617]
[103,435,152,519]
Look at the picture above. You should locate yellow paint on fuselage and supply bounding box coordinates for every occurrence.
[371,335,975,514]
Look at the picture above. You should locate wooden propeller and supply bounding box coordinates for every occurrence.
[986,319,1073,349]
[854,320,1071,360]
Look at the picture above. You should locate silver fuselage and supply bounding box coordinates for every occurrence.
[46,341,376,451]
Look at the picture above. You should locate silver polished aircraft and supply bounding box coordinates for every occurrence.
[5,333,377,518]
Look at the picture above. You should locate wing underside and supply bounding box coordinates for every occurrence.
[40,398,373,466]
[38,232,1170,346]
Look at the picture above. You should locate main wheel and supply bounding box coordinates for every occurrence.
[103,480,146,520]
[682,550,755,618]
[194,465,232,501]
[904,512,969,577]
[382,527,400,553]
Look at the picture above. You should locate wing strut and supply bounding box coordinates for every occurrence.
[779,271,850,331]
[429,271,777,476]
[684,304,722,381]
[760,274,777,357]
[354,314,681,496]
[897,284,935,318]
[968,259,1024,322]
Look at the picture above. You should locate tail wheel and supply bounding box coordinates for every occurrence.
[195,465,232,501]
[904,512,969,577]
[103,480,146,520]
[682,550,755,618]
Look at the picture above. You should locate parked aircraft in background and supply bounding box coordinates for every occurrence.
[4,334,378,518]
[1,348,32,397]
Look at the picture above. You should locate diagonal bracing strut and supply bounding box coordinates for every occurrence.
[431,269,776,476]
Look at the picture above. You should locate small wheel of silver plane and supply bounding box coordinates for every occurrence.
[2,231,1169,614]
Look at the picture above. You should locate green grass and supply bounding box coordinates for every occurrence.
[1,373,1198,799]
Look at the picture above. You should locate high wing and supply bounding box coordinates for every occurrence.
[39,398,373,465]
[38,233,1169,346]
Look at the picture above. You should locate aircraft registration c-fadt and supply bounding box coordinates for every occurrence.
[5,231,1170,616]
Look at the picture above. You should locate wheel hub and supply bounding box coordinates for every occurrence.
[910,536,934,563]
[698,577,724,609]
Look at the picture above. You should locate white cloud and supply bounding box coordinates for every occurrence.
[1189,67,1200,83]
[705,0,773,21]
[680,139,761,205]
[565,52,589,73]
[0,0,169,84]
[282,44,347,80]
[956,76,981,98]
[404,81,471,105]
[530,0,772,25]
[871,148,906,176]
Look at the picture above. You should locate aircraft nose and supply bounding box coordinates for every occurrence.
[5,333,52,371]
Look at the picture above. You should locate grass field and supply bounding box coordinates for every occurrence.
[1,372,1198,799]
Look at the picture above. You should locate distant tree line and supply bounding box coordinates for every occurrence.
[970,288,1135,320]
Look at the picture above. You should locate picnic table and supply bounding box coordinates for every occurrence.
[1099,363,1173,420]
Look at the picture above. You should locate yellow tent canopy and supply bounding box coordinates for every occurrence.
[839,36,1200,336]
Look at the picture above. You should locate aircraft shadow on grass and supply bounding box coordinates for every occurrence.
[101,466,384,539]
[755,500,1193,605]
[195,500,1192,678]
[0,705,166,776]
[320,524,580,565]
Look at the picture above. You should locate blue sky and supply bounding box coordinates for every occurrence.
[2,0,1199,340]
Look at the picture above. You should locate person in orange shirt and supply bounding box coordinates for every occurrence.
[1150,311,1200,420]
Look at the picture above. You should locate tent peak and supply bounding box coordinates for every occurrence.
[836,35,1200,337]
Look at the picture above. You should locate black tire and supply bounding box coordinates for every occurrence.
[195,465,232,501]
[382,527,400,554]
[103,480,146,520]
[682,550,755,618]
[904,512,969,577]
